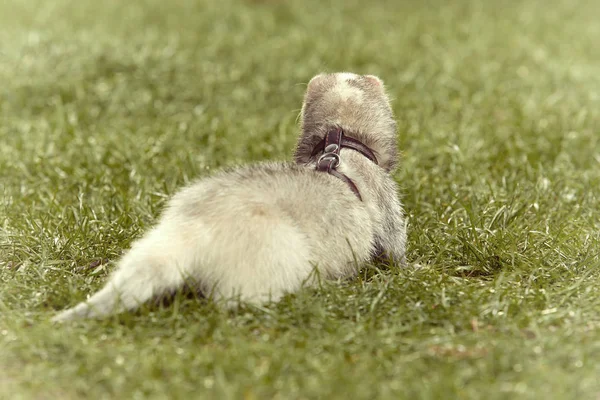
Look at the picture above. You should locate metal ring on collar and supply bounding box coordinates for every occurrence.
[317,153,341,168]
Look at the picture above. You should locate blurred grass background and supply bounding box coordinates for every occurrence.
[1,0,599,398]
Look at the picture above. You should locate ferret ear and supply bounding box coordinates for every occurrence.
[364,75,383,86]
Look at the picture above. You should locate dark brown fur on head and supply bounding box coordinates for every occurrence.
[294,73,399,172]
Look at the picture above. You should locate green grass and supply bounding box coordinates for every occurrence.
[1,0,600,398]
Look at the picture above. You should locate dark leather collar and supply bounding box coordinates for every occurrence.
[310,127,378,201]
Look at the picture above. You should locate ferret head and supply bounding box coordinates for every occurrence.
[295,72,398,172]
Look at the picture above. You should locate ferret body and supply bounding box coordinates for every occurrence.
[52,72,407,322]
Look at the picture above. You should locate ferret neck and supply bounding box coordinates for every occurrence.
[309,127,378,166]
[310,127,378,201]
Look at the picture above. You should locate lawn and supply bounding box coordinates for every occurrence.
[1,0,599,398]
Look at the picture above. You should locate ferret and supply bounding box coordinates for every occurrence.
[52,72,407,322]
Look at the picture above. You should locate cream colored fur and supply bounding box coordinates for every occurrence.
[52,72,407,322]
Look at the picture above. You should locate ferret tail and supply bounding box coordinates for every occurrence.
[51,281,134,322]
[52,227,193,322]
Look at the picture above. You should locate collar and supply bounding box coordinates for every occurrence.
[310,127,378,201]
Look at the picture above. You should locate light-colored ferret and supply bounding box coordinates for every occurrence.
[52,72,407,322]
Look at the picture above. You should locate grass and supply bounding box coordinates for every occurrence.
[1,0,600,398]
